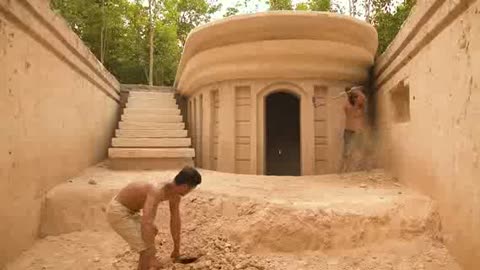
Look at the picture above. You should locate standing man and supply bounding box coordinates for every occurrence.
[340,86,367,172]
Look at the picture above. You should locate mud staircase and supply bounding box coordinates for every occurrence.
[108,88,195,170]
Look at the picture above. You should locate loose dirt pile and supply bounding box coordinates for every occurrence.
[5,166,463,270]
[6,224,460,270]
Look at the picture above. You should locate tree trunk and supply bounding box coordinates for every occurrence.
[100,0,105,63]
[364,0,372,23]
[349,0,357,17]
[148,0,155,86]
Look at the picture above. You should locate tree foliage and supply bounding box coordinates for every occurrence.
[340,0,414,53]
[295,2,309,10]
[294,0,331,11]
[268,0,293,10]
[223,0,267,17]
[224,6,241,17]
[51,0,218,85]
[172,0,221,46]
[293,0,414,54]
[371,0,415,53]
[307,0,331,11]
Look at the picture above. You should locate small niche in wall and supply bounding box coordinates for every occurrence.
[390,80,410,123]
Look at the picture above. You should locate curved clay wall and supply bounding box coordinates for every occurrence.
[175,12,378,175]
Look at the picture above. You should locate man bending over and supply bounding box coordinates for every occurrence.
[106,166,202,270]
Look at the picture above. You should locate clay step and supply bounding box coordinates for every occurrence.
[128,97,176,102]
[127,95,176,99]
[115,129,187,138]
[108,148,195,158]
[112,138,191,148]
[128,96,176,102]
[119,121,185,130]
[129,91,174,95]
[109,158,193,170]
[121,114,182,123]
[129,92,175,97]
[123,85,173,91]
[123,108,180,115]
[127,99,177,105]
[126,102,178,109]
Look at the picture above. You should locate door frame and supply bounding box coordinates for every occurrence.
[256,82,314,175]
[265,91,301,175]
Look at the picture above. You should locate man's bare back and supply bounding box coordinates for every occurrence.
[116,181,169,212]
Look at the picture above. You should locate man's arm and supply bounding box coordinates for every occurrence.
[344,100,351,114]
[169,196,181,259]
[141,186,160,248]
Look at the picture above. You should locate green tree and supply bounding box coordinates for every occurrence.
[223,0,265,17]
[224,6,241,17]
[51,0,129,64]
[152,22,182,85]
[148,0,157,85]
[295,2,309,10]
[341,0,414,53]
[291,0,331,12]
[348,0,358,16]
[106,0,146,83]
[268,0,293,10]
[371,0,415,53]
[51,0,219,85]
[308,0,331,11]
[51,0,145,80]
[167,0,221,46]
[330,0,346,13]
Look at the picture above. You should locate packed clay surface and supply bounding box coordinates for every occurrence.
[6,164,462,269]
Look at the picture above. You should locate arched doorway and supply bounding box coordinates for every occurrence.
[265,92,301,175]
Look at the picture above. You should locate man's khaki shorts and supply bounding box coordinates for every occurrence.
[106,198,149,252]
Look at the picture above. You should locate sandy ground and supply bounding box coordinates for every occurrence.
[6,230,459,270]
[5,164,463,270]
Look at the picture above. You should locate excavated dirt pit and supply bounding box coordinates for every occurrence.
[5,163,462,270]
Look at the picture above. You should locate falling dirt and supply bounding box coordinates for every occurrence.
[5,165,463,270]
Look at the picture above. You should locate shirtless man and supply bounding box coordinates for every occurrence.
[341,86,367,172]
[106,166,202,270]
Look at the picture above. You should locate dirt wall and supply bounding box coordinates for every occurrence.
[0,0,121,266]
[375,0,480,269]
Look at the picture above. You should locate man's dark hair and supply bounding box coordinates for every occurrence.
[174,166,201,187]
